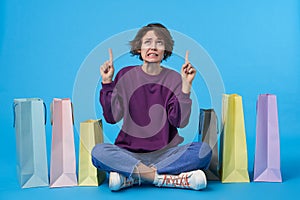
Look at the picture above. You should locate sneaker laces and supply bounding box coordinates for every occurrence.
[154,170,207,190]
[159,173,192,188]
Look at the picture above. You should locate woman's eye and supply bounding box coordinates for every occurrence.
[144,40,151,44]
[157,41,163,45]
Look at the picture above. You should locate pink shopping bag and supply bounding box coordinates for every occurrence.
[50,98,77,187]
[253,94,282,182]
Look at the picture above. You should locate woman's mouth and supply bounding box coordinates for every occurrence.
[147,53,159,57]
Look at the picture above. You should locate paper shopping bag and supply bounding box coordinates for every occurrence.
[253,94,282,182]
[13,98,49,188]
[219,94,229,178]
[221,94,250,183]
[50,98,77,187]
[199,108,220,180]
[78,119,106,186]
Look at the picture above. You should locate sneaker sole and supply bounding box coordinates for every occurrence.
[109,172,121,191]
[194,170,207,190]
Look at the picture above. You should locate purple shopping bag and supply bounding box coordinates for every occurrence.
[253,94,282,182]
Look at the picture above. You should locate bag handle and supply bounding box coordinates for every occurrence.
[50,102,53,125]
[71,102,74,125]
[198,109,205,136]
[12,103,17,128]
[13,101,47,127]
[43,102,47,125]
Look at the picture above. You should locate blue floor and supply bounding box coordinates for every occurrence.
[1,129,299,200]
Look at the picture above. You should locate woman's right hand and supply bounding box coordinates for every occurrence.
[100,48,114,84]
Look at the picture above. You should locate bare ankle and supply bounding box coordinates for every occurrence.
[133,163,156,183]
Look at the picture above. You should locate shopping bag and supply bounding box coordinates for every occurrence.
[13,98,49,188]
[50,98,77,187]
[199,108,220,180]
[220,94,250,183]
[253,94,282,182]
[78,119,106,186]
[218,94,229,178]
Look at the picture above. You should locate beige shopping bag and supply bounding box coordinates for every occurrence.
[78,119,106,186]
[220,94,250,183]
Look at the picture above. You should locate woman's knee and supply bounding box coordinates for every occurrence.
[91,143,114,161]
[189,142,212,160]
[189,142,212,169]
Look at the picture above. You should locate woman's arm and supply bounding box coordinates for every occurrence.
[167,85,192,128]
[100,82,124,124]
[99,49,124,124]
[167,51,196,128]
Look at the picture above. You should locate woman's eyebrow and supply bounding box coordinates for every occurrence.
[143,37,164,40]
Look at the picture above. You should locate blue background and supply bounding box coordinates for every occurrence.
[1,0,299,199]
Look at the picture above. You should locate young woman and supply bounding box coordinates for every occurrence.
[92,23,212,191]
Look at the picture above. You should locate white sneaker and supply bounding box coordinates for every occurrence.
[153,170,207,190]
[109,172,139,191]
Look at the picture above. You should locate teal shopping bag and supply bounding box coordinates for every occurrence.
[199,108,220,180]
[13,98,49,188]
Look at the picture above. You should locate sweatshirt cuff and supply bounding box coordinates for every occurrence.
[180,91,191,98]
[101,81,115,90]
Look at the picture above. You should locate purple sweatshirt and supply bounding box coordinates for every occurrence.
[100,66,192,152]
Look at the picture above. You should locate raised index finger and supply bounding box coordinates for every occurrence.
[109,48,113,63]
[185,50,189,64]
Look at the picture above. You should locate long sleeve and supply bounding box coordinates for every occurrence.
[99,66,136,124]
[167,88,192,128]
[100,81,124,124]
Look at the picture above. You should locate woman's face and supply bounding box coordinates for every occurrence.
[140,30,165,63]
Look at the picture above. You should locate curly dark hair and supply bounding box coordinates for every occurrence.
[130,23,174,61]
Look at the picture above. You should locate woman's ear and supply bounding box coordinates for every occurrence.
[163,51,168,60]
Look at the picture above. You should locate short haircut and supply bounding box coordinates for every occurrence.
[130,23,174,61]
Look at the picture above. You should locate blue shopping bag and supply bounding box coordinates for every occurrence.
[13,98,49,188]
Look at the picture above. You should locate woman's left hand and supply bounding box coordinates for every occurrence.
[181,51,196,93]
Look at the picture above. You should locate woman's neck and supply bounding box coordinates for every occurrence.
[142,62,162,75]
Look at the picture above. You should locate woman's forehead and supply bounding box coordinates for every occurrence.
[142,30,163,40]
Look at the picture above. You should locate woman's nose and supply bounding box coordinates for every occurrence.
[150,42,157,50]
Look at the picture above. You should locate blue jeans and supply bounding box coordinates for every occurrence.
[91,142,212,178]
